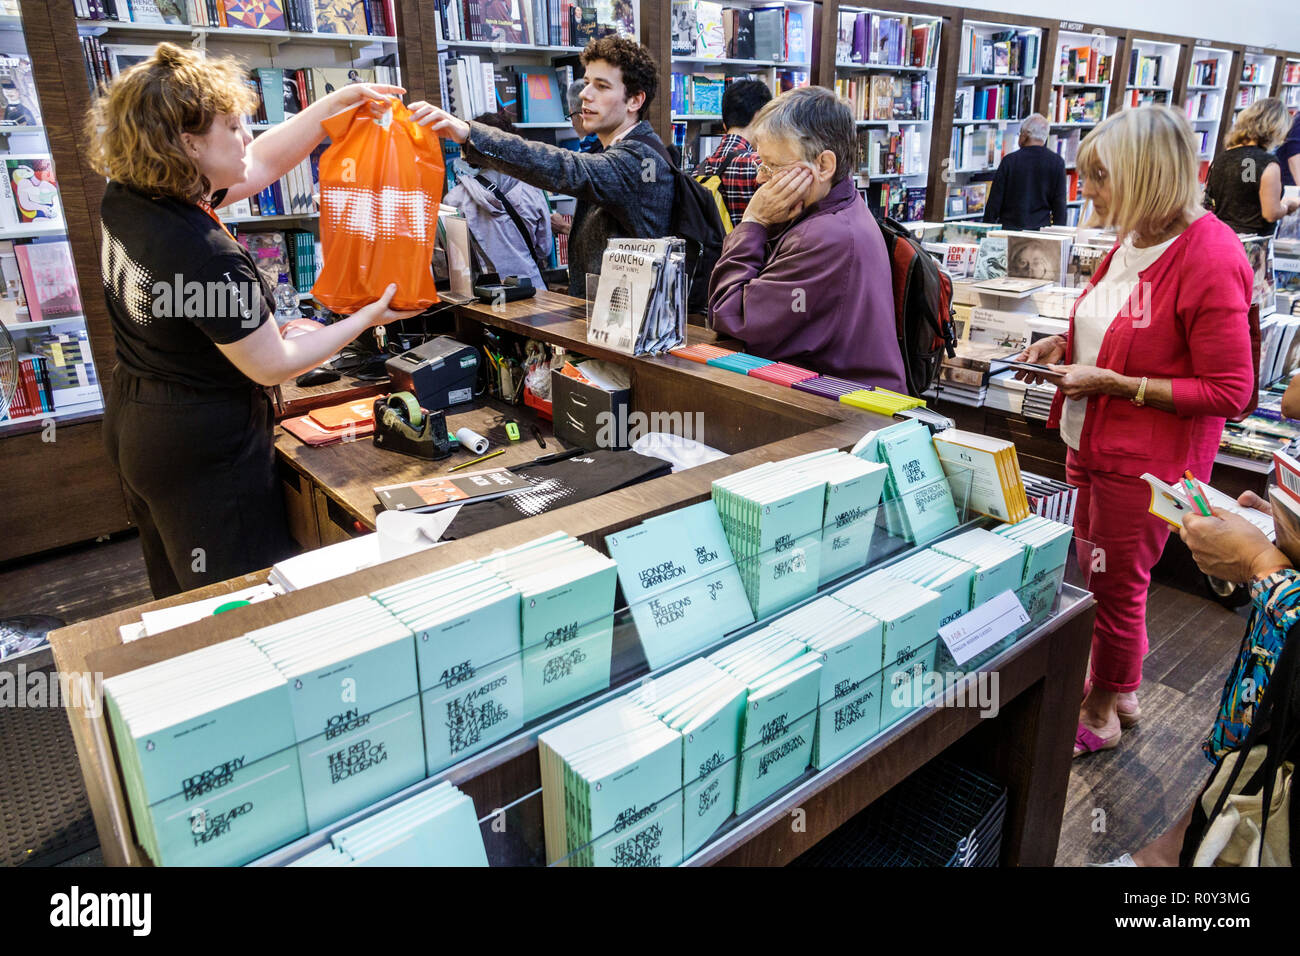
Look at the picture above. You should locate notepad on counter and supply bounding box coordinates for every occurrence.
[103,637,308,867]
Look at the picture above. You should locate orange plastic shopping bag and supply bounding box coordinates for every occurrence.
[313,98,445,313]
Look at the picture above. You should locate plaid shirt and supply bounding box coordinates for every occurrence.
[697,134,761,226]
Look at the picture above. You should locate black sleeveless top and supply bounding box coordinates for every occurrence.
[1204,145,1280,237]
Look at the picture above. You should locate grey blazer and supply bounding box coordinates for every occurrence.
[461,120,675,296]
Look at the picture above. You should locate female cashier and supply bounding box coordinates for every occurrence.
[1016,106,1256,758]
[87,43,421,598]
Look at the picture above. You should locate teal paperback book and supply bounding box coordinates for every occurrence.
[421,653,525,773]
[876,423,960,544]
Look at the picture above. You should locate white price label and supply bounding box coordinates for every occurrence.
[938,589,1030,666]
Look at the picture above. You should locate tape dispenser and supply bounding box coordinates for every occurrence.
[372,391,453,460]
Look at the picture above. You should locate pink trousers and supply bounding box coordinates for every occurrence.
[1066,450,1173,694]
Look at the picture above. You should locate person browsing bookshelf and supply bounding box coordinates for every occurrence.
[1203,97,1300,236]
[981,113,1068,230]
[88,43,422,599]
[696,78,772,225]
[1013,106,1256,758]
[408,35,674,298]
[707,86,905,391]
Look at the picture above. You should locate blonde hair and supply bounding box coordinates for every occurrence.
[1076,106,1201,243]
[1226,96,1290,149]
[84,42,256,204]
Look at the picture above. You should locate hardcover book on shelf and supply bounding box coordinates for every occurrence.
[482,0,532,43]
[671,0,697,55]
[222,0,288,29]
[314,0,368,33]
[7,158,61,226]
[15,240,82,323]
[0,55,41,128]
[692,1,725,58]
[517,68,566,124]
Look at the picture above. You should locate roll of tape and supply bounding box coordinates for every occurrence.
[455,427,489,455]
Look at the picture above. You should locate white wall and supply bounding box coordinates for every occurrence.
[958,0,1300,52]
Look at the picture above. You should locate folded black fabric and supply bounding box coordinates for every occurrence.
[440,448,672,539]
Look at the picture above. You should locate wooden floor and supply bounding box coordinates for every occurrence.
[0,535,1250,867]
[1054,581,1249,866]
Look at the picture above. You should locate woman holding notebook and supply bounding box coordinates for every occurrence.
[1015,106,1256,758]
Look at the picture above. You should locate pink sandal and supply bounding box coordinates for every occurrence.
[1073,723,1120,758]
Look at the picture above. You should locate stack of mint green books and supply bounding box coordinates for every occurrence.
[479,532,619,722]
[930,528,1027,606]
[289,781,488,866]
[995,516,1074,628]
[802,452,889,585]
[879,549,977,631]
[711,450,836,618]
[605,501,755,669]
[626,659,747,857]
[707,626,822,815]
[831,570,943,730]
[853,418,961,545]
[768,596,886,769]
[103,638,308,866]
[538,699,685,867]
[245,597,423,832]
[372,561,524,775]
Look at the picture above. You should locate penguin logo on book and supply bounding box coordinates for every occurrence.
[146,741,155,751]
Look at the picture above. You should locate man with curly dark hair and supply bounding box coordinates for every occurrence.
[410,35,674,297]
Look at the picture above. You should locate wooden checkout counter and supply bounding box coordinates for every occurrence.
[48,291,1096,867]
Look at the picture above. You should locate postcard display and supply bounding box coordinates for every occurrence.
[103,422,1088,867]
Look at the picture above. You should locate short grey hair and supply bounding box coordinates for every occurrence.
[750,86,856,184]
[1021,113,1050,144]
[566,80,586,116]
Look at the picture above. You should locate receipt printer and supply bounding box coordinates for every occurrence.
[385,336,478,411]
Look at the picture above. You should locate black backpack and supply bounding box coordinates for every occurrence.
[876,214,958,397]
[624,131,725,314]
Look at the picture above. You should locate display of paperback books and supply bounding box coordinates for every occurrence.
[290,781,488,866]
[933,429,1030,523]
[243,598,424,831]
[371,561,525,774]
[605,501,755,669]
[853,417,961,545]
[1021,470,1077,526]
[103,637,309,866]
[587,238,686,355]
[836,10,941,68]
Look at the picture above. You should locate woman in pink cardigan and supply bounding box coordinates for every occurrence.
[1017,106,1255,758]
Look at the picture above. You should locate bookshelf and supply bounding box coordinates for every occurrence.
[1047,27,1119,225]
[1119,36,1182,111]
[944,18,1043,222]
[831,4,942,224]
[0,21,104,438]
[1233,49,1277,121]
[666,0,813,169]
[1183,43,1233,172]
[1282,57,1300,115]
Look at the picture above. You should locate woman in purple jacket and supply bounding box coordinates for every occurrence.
[707,86,906,392]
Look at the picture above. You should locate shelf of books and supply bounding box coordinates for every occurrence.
[75,2,405,316]
[1282,57,1300,115]
[1121,37,1180,110]
[0,15,103,434]
[1234,50,1276,121]
[1184,44,1232,173]
[831,6,942,224]
[1047,29,1116,224]
[944,19,1042,222]
[668,0,812,168]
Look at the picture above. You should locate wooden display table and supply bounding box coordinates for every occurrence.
[48,291,1095,867]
